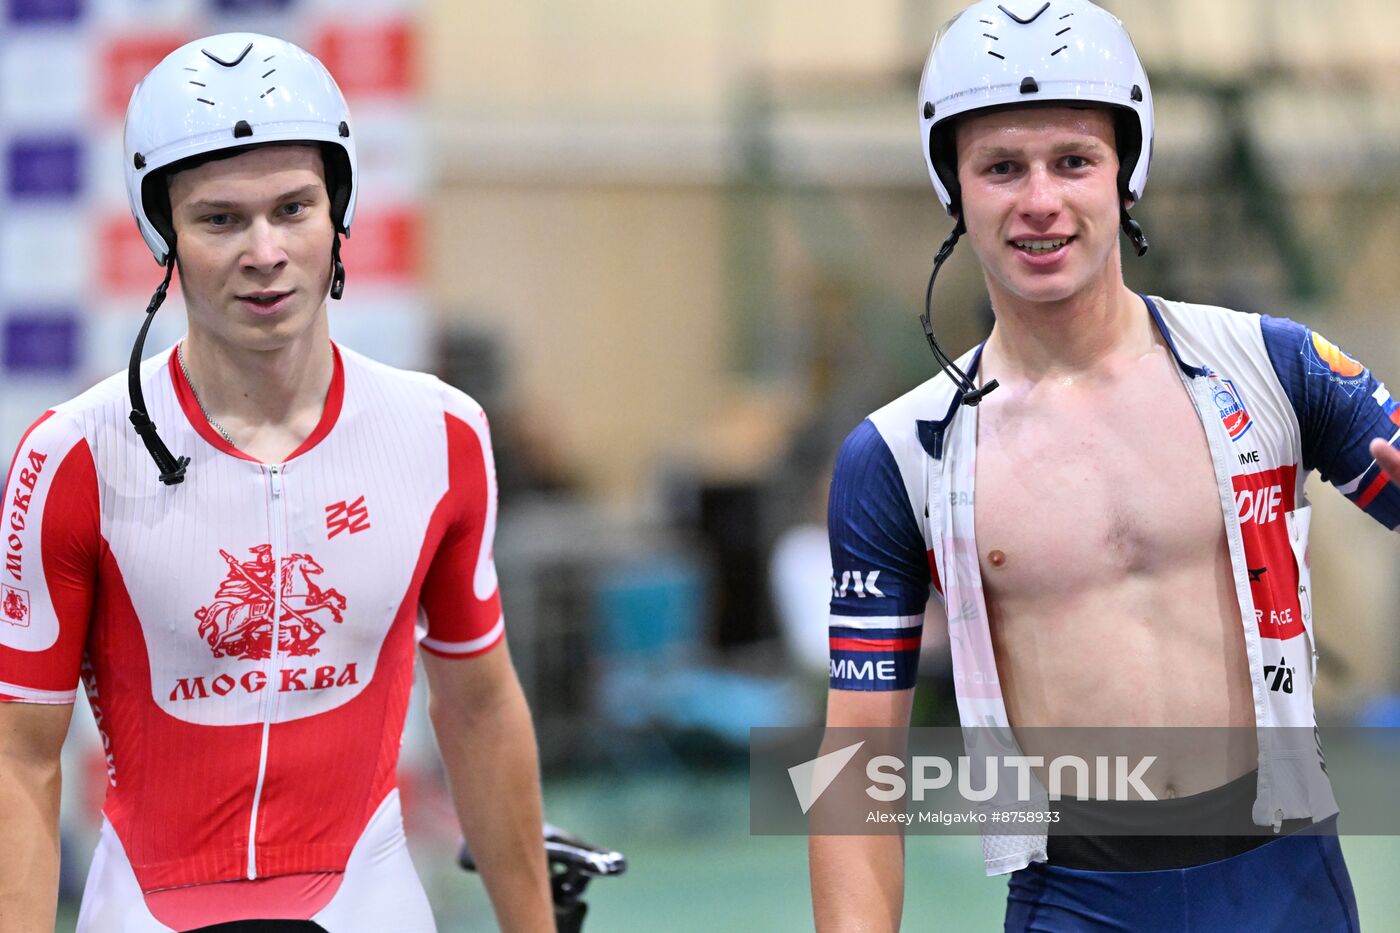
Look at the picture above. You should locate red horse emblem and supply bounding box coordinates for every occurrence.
[194,544,347,660]
[1,585,30,627]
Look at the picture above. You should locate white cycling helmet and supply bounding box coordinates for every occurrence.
[123,32,357,265]
[918,0,1153,216]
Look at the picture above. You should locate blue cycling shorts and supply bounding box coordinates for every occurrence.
[1005,818,1359,932]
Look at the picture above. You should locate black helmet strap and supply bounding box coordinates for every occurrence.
[128,256,190,485]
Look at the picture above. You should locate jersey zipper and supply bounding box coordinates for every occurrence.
[246,463,286,879]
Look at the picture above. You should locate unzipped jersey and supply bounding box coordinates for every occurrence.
[0,342,503,893]
[827,297,1400,874]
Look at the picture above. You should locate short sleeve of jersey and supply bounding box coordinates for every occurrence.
[0,411,100,703]
[416,386,505,659]
[1260,315,1400,529]
[827,419,929,691]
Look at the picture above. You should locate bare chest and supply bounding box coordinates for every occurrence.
[973,362,1225,596]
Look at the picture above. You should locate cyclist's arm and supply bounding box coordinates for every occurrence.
[0,701,72,933]
[1260,316,1400,527]
[811,419,932,933]
[421,646,552,933]
[811,689,914,933]
[416,393,550,931]
[0,413,99,932]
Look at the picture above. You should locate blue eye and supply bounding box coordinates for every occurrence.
[206,214,232,227]
[988,161,1014,175]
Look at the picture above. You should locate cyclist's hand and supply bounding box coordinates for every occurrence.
[1370,438,1400,487]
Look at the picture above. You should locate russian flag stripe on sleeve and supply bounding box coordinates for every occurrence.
[1261,315,1400,530]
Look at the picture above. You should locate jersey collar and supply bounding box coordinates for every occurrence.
[168,341,346,464]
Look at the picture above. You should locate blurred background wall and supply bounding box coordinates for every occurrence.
[3,1,1400,929]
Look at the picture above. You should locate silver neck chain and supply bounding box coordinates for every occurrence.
[177,342,236,446]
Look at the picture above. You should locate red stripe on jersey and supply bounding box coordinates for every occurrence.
[286,344,346,461]
[145,870,340,928]
[4,411,53,488]
[0,432,99,696]
[829,636,922,652]
[417,412,503,659]
[1356,471,1390,510]
[926,549,942,597]
[168,343,346,464]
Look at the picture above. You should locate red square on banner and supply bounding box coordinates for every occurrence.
[341,209,419,282]
[98,215,175,297]
[313,22,416,98]
[101,34,191,119]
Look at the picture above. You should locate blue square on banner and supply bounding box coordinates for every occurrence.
[3,313,79,374]
[7,0,82,24]
[6,137,82,199]
[210,0,295,11]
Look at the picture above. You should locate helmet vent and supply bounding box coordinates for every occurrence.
[262,68,276,79]
[979,19,995,25]
[264,54,276,62]
[338,121,350,137]
[1050,45,1068,56]
[259,87,277,99]
[988,50,1006,60]
[1131,84,1143,102]
[202,42,253,68]
[1055,26,1071,36]
[998,3,1050,26]
[1020,76,1039,93]
[189,81,206,87]
[196,97,215,106]
[982,33,999,40]
[1059,12,1073,19]
[233,120,253,138]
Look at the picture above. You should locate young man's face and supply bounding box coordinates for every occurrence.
[167,144,335,351]
[954,106,1123,307]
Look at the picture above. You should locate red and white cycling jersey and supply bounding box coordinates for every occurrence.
[0,341,502,924]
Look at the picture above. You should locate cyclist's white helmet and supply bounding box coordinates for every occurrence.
[918,0,1153,216]
[123,33,357,265]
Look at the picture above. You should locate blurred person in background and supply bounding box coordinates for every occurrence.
[0,34,552,933]
[810,1,1400,930]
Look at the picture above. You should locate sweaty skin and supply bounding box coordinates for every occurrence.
[958,107,1256,795]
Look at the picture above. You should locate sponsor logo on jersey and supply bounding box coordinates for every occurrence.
[1265,658,1295,694]
[829,657,898,682]
[326,495,371,539]
[1,584,30,627]
[1232,465,1305,640]
[1212,378,1253,442]
[5,447,48,584]
[193,544,347,661]
[1303,332,1368,395]
[832,570,885,599]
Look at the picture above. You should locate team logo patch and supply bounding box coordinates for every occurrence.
[1,585,30,628]
[326,495,371,539]
[1212,378,1253,442]
[194,545,347,660]
[1304,333,1368,395]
